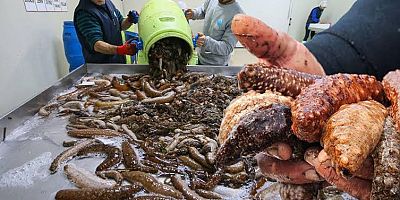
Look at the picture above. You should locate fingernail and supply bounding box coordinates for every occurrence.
[264,146,282,160]
[304,147,320,166]
[305,169,323,181]
[318,150,332,166]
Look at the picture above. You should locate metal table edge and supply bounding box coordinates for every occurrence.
[0,65,88,141]
[86,63,243,76]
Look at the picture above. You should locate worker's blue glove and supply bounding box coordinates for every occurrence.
[127,10,140,24]
[192,34,199,48]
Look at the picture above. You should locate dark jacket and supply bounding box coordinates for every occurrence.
[306,7,324,25]
[305,0,400,79]
[74,0,125,63]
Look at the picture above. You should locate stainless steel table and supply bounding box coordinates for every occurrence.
[0,64,243,200]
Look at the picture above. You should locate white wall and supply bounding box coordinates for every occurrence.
[0,0,123,117]
[288,0,356,41]
[320,0,356,25]
[288,0,319,41]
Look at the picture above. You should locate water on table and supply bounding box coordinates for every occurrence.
[0,74,357,200]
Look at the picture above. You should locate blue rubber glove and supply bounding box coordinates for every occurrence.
[127,10,140,24]
[192,34,199,48]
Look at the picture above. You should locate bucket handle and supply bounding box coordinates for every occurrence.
[159,17,175,22]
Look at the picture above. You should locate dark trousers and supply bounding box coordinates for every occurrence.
[303,25,316,41]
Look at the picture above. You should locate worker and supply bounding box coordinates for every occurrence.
[184,0,244,66]
[74,0,140,63]
[303,0,327,42]
[235,0,400,198]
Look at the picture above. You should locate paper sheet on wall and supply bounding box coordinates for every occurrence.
[60,0,68,12]
[53,0,62,11]
[45,0,55,11]
[24,0,37,12]
[35,0,47,11]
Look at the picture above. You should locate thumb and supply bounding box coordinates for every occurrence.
[313,150,372,200]
[232,14,325,75]
[262,142,293,160]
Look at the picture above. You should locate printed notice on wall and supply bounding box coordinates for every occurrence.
[45,0,55,11]
[24,0,37,12]
[53,0,62,11]
[35,0,46,11]
[24,0,67,12]
[60,0,67,11]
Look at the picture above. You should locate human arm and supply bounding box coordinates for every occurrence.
[186,0,211,20]
[75,11,104,53]
[93,41,118,54]
[232,0,400,79]
[305,0,400,80]
[121,18,132,31]
[116,9,139,31]
[94,40,137,56]
[75,11,136,56]
[197,23,236,56]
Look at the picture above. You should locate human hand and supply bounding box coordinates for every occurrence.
[256,143,324,185]
[196,32,206,47]
[184,9,193,20]
[305,148,373,200]
[127,10,140,24]
[231,14,325,75]
[319,20,330,24]
[258,144,374,199]
[116,40,137,56]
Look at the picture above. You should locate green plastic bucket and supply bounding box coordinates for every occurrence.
[138,0,195,64]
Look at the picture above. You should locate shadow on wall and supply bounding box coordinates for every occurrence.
[55,36,70,78]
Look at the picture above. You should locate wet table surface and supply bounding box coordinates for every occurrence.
[0,65,357,200]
